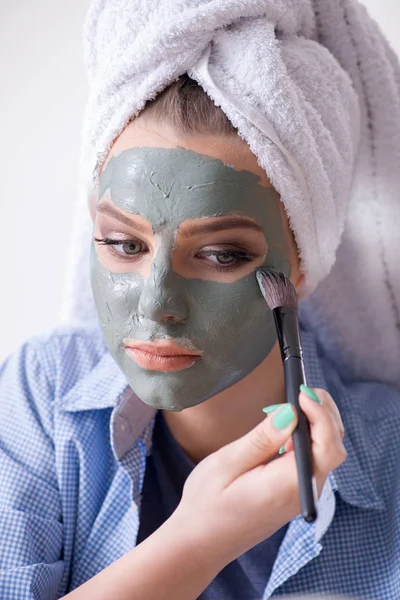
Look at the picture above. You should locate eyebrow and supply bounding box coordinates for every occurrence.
[96,203,150,235]
[179,217,263,238]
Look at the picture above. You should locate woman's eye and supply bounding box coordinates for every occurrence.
[197,247,254,268]
[94,237,147,258]
[208,252,239,265]
[118,241,144,256]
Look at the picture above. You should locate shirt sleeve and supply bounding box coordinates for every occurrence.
[0,340,64,599]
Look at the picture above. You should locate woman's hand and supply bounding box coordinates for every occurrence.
[173,388,346,567]
[64,389,346,600]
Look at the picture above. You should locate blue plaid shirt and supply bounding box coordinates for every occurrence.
[0,324,399,599]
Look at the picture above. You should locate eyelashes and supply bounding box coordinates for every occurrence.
[195,248,254,269]
[94,237,147,258]
[94,236,258,270]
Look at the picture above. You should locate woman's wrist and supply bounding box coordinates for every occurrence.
[120,507,227,600]
[62,507,225,600]
[165,506,230,575]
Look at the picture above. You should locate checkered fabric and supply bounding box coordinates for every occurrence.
[0,323,399,598]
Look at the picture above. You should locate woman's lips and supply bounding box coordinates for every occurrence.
[124,339,201,372]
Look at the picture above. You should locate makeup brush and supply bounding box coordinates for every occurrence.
[256,268,318,523]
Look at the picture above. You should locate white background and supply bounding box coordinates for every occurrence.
[0,0,399,361]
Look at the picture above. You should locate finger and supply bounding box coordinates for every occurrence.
[266,386,344,455]
[313,388,345,438]
[262,403,285,415]
[259,451,300,510]
[299,392,347,475]
[301,387,345,438]
[279,437,294,454]
[216,404,298,481]
[264,404,293,455]
[278,388,345,465]
[264,388,344,441]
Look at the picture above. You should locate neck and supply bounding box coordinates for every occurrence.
[162,342,285,464]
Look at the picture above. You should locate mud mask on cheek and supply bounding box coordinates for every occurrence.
[91,148,291,411]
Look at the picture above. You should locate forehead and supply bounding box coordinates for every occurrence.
[98,147,281,232]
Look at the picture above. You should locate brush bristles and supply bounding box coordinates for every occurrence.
[256,269,298,311]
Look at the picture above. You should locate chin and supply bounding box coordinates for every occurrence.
[130,383,216,412]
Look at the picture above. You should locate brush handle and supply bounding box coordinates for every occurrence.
[283,355,318,522]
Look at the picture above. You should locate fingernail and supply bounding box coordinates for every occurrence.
[272,404,296,430]
[279,445,286,455]
[262,403,284,414]
[300,384,322,404]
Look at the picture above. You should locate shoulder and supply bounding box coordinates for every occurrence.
[27,323,109,392]
[27,322,107,367]
[1,323,107,369]
[320,351,400,423]
[0,325,111,435]
[301,325,400,508]
[21,323,106,378]
[319,353,400,508]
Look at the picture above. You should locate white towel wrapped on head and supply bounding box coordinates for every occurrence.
[62,0,400,390]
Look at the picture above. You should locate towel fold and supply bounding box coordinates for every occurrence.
[62,0,400,390]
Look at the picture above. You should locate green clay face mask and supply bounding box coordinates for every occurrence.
[91,147,291,411]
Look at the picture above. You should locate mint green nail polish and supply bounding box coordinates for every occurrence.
[300,384,322,404]
[272,404,296,430]
[279,445,286,455]
[262,403,284,414]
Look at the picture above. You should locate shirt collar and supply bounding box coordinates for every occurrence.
[57,351,130,412]
[56,350,156,460]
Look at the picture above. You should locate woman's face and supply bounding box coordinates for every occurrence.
[91,118,302,411]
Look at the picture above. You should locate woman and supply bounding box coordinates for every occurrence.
[1,0,400,598]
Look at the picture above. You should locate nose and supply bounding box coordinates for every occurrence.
[137,261,189,324]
